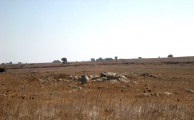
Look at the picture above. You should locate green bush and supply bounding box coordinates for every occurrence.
[0,68,6,72]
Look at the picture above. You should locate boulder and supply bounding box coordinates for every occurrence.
[100,72,117,80]
[81,75,89,84]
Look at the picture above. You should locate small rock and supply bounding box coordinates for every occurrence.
[0,94,7,97]
[39,79,47,83]
[69,75,73,79]
[120,75,128,80]
[109,80,118,84]
[139,93,151,97]
[89,75,94,79]
[96,78,103,82]
[93,75,100,79]
[118,78,130,83]
[132,81,138,84]
[73,76,79,80]
[101,77,108,80]
[185,89,194,93]
[158,92,173,96]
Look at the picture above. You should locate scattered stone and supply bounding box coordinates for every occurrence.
[39,79,47,83]
[0,94,7,97]
[110,80,118,84]
[139,93,151,97]
[158,92,173,96]
[153,93,159,97]
[118,78,130,83]
[73,76,79,80]
[101,77,108,80]
[96,78,103,82]
[89,75,94,79]
[185,89,194,93]
[92,75,100,79]
[69,75,73,79]
[132,81,138,84]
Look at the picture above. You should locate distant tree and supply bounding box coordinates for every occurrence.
[18,62,22,64]
[9,62,12,64]
[168,54,173,58]
[104,58,113,61]
[61,57,68,64]
[138,57,142,59]
[115,56,118,60]
[91,58,95,62]
[53,60,61,63]
[96,57,103,61]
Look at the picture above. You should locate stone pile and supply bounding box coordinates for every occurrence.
[69,72,129,83]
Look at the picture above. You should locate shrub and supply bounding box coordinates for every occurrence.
[168,54,173,58]
[0,68,6,72]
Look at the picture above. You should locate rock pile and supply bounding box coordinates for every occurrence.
[69,72,129,83]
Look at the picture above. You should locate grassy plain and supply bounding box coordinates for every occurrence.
[0,57,194,120]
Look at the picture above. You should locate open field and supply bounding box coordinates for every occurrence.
[0,57,194,120]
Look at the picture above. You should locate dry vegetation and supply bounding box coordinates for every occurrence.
[0,57,194,120]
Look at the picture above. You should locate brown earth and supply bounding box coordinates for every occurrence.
[0,57,194,120]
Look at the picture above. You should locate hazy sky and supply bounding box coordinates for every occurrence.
[0,0,194,63]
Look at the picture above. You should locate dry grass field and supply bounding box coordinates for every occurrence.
[0,57,194,120]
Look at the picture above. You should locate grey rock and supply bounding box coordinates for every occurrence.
[81,75,89,84]
[100,72,117,79]
[73,76,79,80]
[89,75,94,79]
[69,75,73,79]
[118,78,130,83]
[132,81,138,84]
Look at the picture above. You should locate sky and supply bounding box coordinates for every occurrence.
[0,0,194,63]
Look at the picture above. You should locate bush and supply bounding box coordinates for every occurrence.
[0,68,6,72]
[168,54,173,58]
